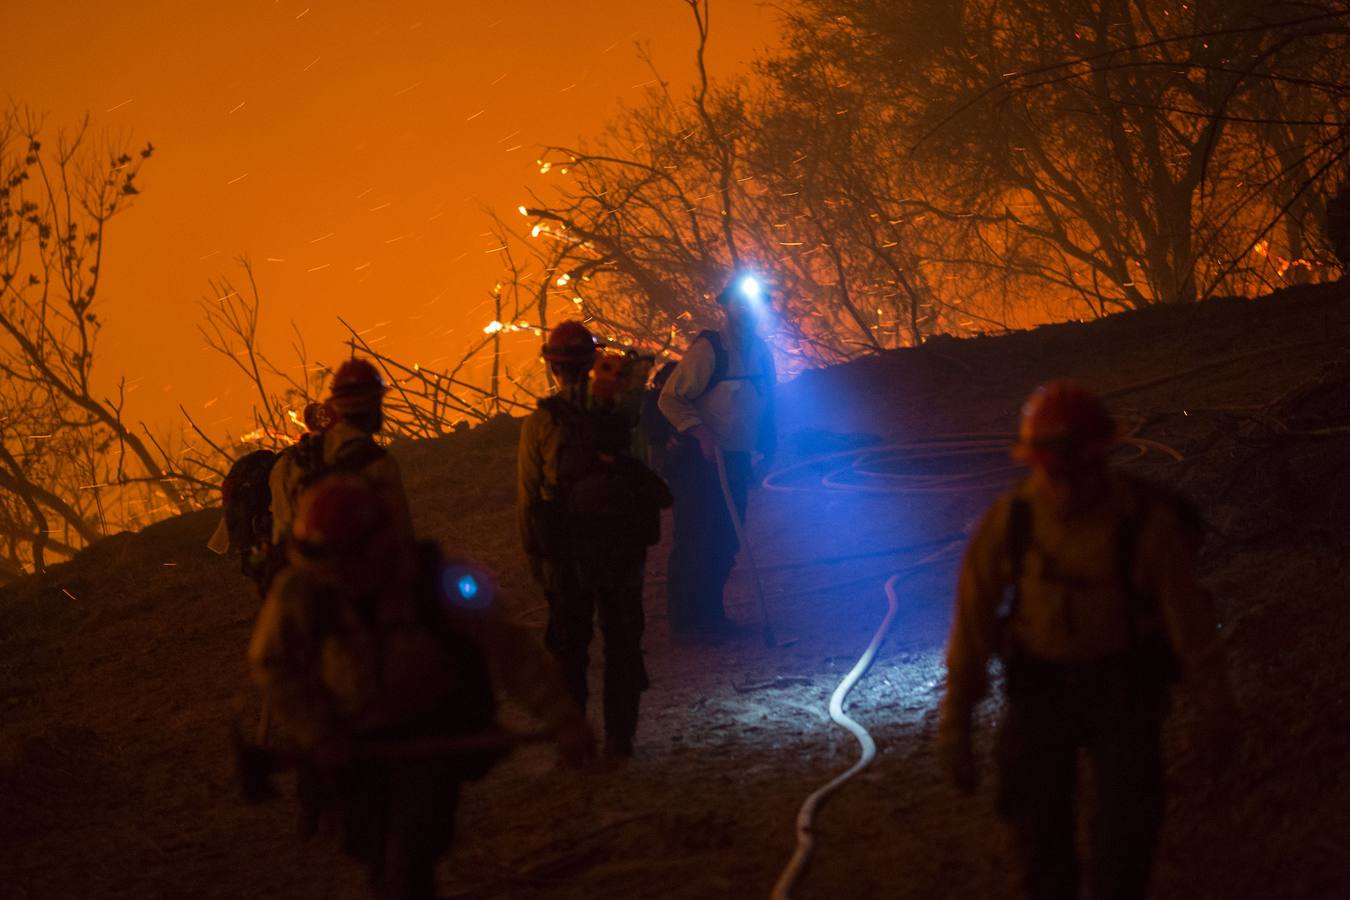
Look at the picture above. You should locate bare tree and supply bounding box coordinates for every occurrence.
[197,258,329,447]
[788,0,1350,311]
[0,107,201,576]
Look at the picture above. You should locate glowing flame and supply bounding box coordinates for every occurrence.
[1253,239,1316,277]
[483,320,504,334]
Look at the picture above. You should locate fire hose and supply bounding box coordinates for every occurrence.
[763,431,1182,898]
[769,550,958,900]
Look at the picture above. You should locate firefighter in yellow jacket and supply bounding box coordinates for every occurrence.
[250,476,593,900]
[517,321,671,760]
[936,381,1236,900]
[269,357,413,549]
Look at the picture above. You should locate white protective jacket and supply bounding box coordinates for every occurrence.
[657,327,776,455]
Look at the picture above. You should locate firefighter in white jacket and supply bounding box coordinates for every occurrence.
[657,275,777,637]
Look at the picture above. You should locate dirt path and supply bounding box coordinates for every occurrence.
[4,284,1350,899]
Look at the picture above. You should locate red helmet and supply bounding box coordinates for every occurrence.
[328,358,386,415]
[1013,381,1117,470]
[292,475,391,558]
[542,321,597,365]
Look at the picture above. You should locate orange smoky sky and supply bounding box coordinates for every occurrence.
[2,1,777,435]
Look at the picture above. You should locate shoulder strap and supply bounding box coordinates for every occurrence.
[538,396,595,492]
[693,330,728,401]
[1004,495,1033,623]
[1115,477,1162,642]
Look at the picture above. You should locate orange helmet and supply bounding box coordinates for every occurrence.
[1013,381,1117,471]
[328,358,386,415]
[542,320,597,365]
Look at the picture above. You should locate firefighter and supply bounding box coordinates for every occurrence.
[936,381,1237,900]
[270,358,413,549]
[657,275,777,638]
[249,476,592,900]
[517,321,670,759]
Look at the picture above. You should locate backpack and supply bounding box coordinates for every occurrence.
[222,449,279,580]
[410,541,504,780]
[532,398,672,557]
[1002,475,1200,680]
[295,432,387,492]
[309,541,503,781]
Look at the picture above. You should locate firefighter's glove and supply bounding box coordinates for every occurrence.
[936,714,978,794]
[555,714,597,769]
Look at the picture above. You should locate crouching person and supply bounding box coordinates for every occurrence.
[936,382,1237,900]
[249,475,593,900]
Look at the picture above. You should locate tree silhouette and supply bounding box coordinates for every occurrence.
[0,107,190,576]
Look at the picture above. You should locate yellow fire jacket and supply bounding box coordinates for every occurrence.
[515,382,586,560]
[248,561,579,748]
[269,419,413,547]
[941,471,1228,723]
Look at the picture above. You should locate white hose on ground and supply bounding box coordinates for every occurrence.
[769,547,958,900]
[768,571,899,900]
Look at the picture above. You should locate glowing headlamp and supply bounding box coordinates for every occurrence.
[738,274,762,302]
[442,563,493,610]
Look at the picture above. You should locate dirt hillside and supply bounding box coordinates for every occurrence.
[3,283,1349,899]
